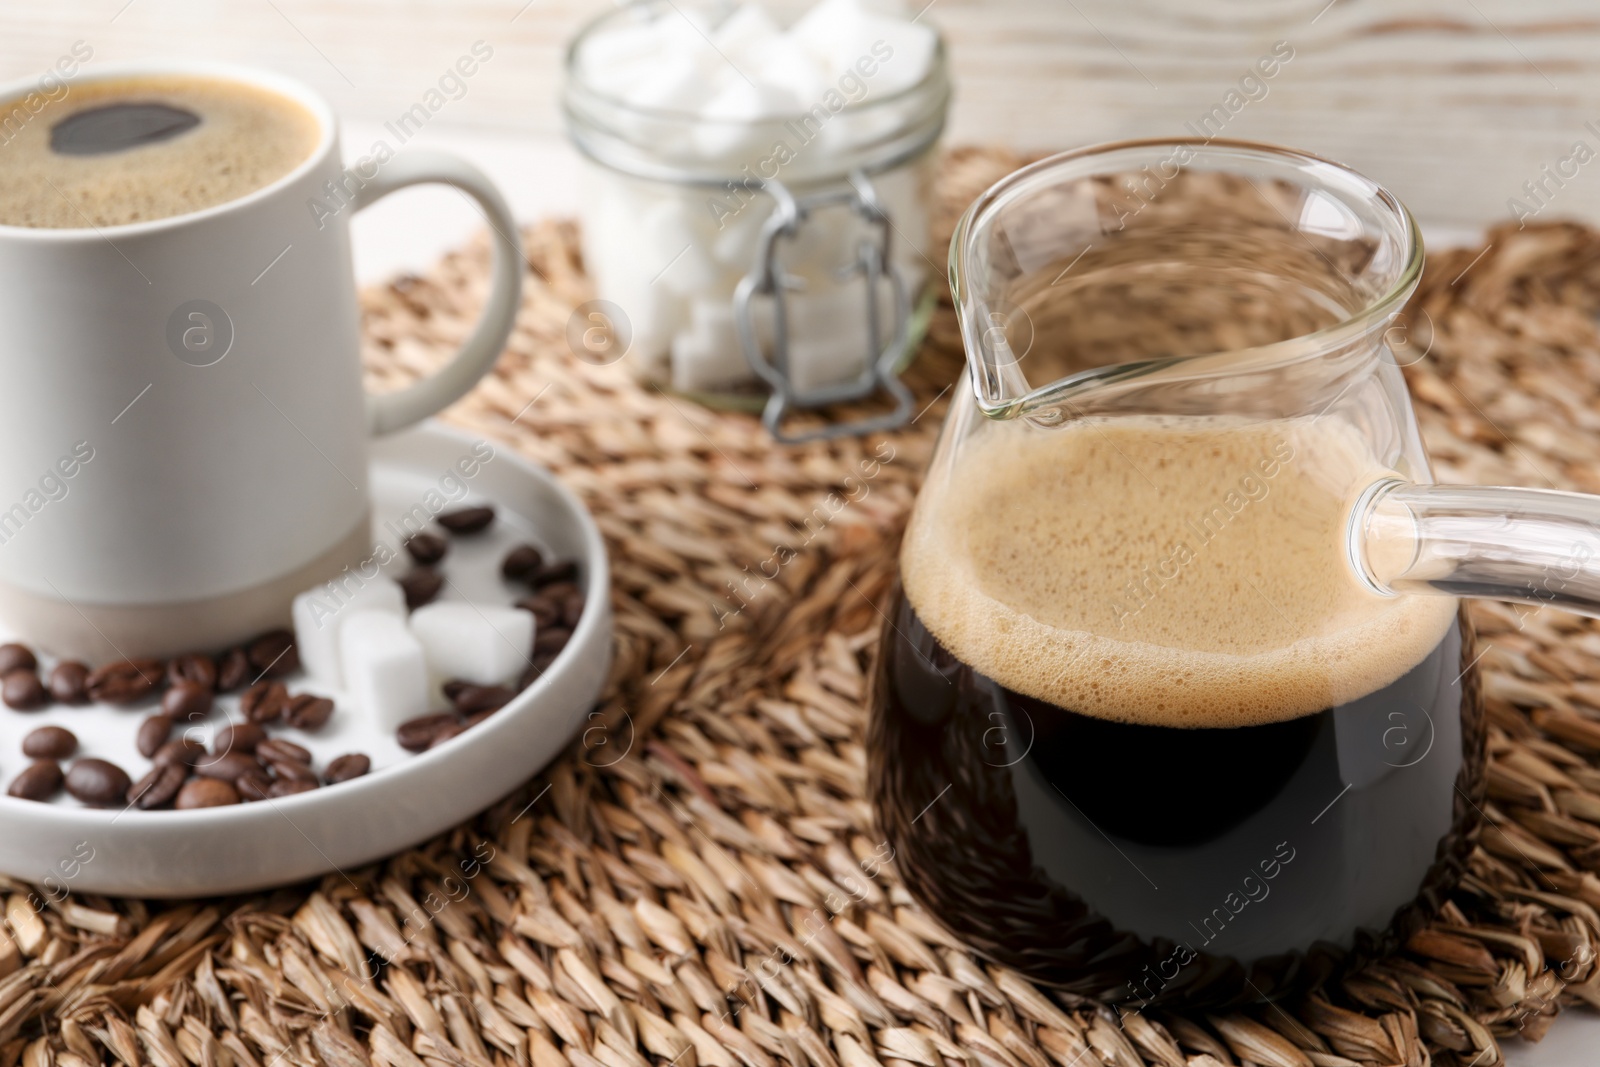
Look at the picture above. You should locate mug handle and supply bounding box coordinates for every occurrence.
[350,150,523,435]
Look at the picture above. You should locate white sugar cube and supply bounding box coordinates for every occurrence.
[340,611,429,731]
[410,602,535,686]
[293,576,405,687]
[713,4,783,57]
[671,299,756,392]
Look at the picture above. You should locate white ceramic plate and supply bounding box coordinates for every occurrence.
[0,421,610,897]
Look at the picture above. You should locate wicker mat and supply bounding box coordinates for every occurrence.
[5,148,1600,1067]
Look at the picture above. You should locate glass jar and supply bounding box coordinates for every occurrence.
[563,1,950,441]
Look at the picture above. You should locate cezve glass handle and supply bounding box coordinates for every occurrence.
[1353,480,1600,617]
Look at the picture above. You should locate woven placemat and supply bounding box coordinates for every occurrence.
[3,147,1600,1067]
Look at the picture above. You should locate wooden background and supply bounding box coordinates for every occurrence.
[3,0,1600,229]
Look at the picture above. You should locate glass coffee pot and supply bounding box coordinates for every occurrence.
[870,139,1600,1008]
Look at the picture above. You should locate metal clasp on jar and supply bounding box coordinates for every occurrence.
[732,169,914,444]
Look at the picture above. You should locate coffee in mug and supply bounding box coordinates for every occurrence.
[0,63,522,661]
[0,74,320,229]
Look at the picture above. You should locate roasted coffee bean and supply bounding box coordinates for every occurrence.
[539,580,579,605]
[2,670,47,710]
[236,770,272,801]
[396,712,458,752]
[194,751,260,781]
[247,630,298,677]
[65,758,130,806]
[501,543,544,580]
[533,628,572,657]
[517,663,543,690]
[213,721,265,755]
[0,643,36,676]
[284,693,334,731]
[428,722,467,749]
[268,758,317,783]
[255,737,311,765]
[398,568,442,610]
[137,714,174,758]
[514,595,562,631]
[162,680,214,722]
[177,777,239,809]
[405,531,448,565]
[437,505,495,534]
[441,679,471,702]
[216,648,251,691]
[324,753,370,784]
[269,777,317,797]
[87,658,164,704]
[530,561,579,588]
[7,760,62,801]
[561,595,584,629]
[240,680,288,723]
[22,725,76,759]
[152,737,205,769]
[451,684,514,715]
[167,653,217,690]
[128,763,185,809]
[48,660,90,704]
[464,710,493,729]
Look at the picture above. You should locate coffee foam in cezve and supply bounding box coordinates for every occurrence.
[900,415,1458,728]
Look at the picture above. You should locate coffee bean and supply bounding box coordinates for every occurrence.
[533,628,572,658]
[441,679,472,702]
[65,758,130,806]
[324,753,370,784]
[517,663,543,690]
[167,653,217,690]
[284,693,334,731]
[451,684,515,715]
[437,505,495,534]
[152,737,205,769]
[87,658,164,704]
[539,580,580,605]
[194,750,260,781]
[514,595,561,631]
[399,568,443,610]
[3,670,48,710]
[22,726,76,759]
[429,722,467,749]
[136,714,174,758]
[561,595,584,629]
[177,778,239,809]
[128,763,185,809]
[236,770,272,801]
[405,532,448,565]
[268,758,317,783]
[213,721,265,755]
[530,561,579,588]
[501,543,544,580]
[247,630,298,677]
[256,737,311,765]
[7,760,62,801]
[396,712,458,752]
[0,644,36,675]
[48,661,90,704]
[162,680,213,722]
[216,648,251,691]
[240,680,288,723]
[269,777,317,797]
[464,710,493,729]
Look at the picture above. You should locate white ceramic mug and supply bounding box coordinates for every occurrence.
[0,61,522,660]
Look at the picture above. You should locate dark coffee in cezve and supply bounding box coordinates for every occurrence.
[869,416,1484,1008]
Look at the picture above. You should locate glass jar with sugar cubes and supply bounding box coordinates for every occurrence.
[563,0,949,441]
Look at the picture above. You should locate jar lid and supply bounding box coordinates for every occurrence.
[563,0,950,186]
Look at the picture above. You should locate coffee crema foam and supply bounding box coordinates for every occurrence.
[0,75,319,229]
[901,416,1458,728]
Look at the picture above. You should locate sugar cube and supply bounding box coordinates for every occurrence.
[293,575,405,687]
[340,611,430,732]
[410,602,535,686]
